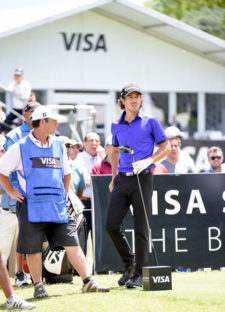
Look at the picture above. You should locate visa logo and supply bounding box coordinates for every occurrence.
[40,158,57,165]
[152,276,170,283]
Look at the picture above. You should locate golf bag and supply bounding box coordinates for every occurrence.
[42,188,87,284]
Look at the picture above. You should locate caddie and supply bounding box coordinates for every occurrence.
[0,105,109,298]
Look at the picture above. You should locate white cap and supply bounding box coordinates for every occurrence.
[31,106,64,122]
[64,138,83,149]
[165,126,183,138]
[14,68,24,75]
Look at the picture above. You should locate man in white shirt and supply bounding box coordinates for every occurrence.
[77,132,102,236]
[5,68,31,125]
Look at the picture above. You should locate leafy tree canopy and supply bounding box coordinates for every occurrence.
[145,0,225,40]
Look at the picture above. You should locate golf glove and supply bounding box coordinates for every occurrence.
[132,158,152,174]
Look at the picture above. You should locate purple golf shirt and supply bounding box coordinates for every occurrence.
[111,110,167,172]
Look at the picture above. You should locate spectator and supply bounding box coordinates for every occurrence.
[91,135,113,175]
[153,163,168,174]
[65,138,85,198]
[1,101,41,287]
[0,250,36,310]
[28,92,36,102]
[168,115,182,131]
[5,101,41,146]
[161,127,195,272]
[5,68,31,125]
[77,132,101,236]
[161,126,196,173]
[0,135,20,274]
[205,146,225,173]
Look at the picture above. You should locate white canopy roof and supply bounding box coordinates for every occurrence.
[0,0,225,66]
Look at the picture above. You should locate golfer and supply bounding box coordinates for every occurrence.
[0,106,109,298]
[105,84,170,288]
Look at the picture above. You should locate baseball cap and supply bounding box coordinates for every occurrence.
[165,126,183,139]
[64,138,83,149]
[24,101,41,113]
[105,135,112,146]
[31,106,64,122]
[14,68,24,75]
[120,84,143,98]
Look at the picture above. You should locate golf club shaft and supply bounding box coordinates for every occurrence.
[136,174,159,266]
[132,154,159,266]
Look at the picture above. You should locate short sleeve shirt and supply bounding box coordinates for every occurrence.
[111,110,167,172]
[70,161,86,193]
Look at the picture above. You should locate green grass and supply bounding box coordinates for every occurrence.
[1,271,225,312]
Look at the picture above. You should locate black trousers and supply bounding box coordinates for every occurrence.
[105,172,153,274]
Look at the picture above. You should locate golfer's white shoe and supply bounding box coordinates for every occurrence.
[82,278,110,293]
[6,295,36,310]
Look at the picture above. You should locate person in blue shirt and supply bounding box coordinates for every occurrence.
[205,146,225,173]
[2,101,41,287]
[105,84,170,289]
[5,100,41,151]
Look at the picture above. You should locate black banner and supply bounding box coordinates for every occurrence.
[92,174,225,272]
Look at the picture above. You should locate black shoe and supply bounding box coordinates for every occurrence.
[118,264,135,286]
[126,273,142,288]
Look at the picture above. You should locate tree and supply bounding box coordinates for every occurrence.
[145,0,225,40]
[183,6,225,39]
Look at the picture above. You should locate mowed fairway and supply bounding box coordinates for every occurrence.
[1,271,225,312]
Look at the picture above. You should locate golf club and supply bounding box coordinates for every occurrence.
[119,145,159,266]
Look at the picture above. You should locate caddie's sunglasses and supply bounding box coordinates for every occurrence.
[210,156,222,160]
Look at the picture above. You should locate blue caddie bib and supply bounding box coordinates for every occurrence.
[19,136,68,223]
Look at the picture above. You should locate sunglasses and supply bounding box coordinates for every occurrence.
[210,156,222,160]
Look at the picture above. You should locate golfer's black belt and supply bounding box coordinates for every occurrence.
[118,168,152,176]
